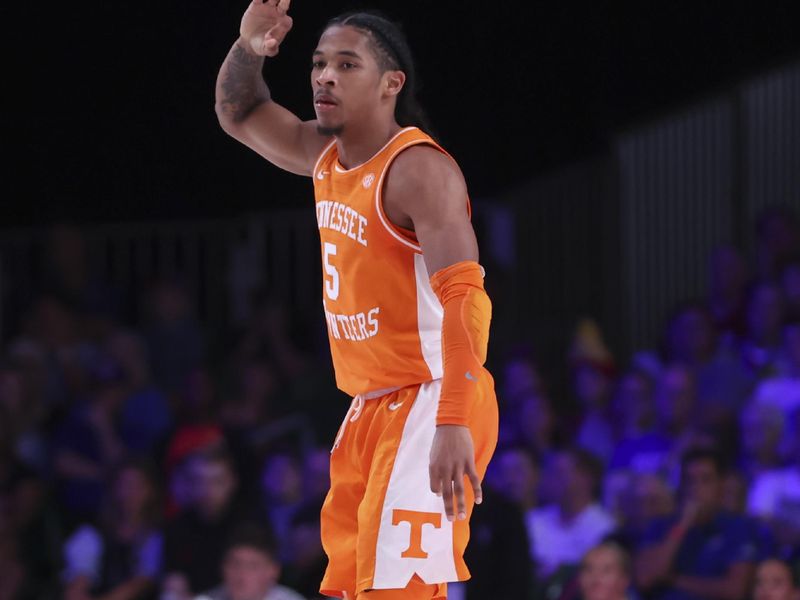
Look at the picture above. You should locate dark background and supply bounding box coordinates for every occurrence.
[4,1,798,224]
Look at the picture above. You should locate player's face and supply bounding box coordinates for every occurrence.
[311,26,390,135]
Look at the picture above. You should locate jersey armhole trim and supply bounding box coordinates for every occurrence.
[374,140,449,252]
[312,138,338,178]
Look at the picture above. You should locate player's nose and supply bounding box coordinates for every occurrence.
[315,66,336,87]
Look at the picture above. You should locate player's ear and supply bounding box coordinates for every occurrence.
[384,70,406,98]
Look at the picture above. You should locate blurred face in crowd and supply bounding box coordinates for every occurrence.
[626,474,674,529]
[494,448,539,509]
[748,283,785,344]
[223,546,280,600]
[722,471,748,514]
[579,544,630,600]
[261,454,303,505]
[517,392,555,448]
[552,452,593,508]
[754,559,799,600]
[615,371,655,433]
[503,358,543,403]
[187,456,237,519]
[574,364,612,411]
[656,365,695,430]
[114,466,154,519]
[668,307,715,364]
[681,457,723,520]
[303,447,331,499]
[741,404,784,462]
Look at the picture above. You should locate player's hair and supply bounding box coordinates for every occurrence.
[326,11,431,132]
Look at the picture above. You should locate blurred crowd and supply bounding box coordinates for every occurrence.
[2,205,800,600]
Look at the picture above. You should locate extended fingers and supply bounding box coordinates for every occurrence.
[467,463,483,505]
[277,0,291,13]
[453,469,467,521]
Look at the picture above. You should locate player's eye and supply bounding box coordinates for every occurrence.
[342,62,357,69]
[312,60,325,69]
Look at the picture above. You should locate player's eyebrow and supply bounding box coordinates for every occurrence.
[313,50,364,59]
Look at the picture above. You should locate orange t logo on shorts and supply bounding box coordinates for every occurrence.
[391,509,442,559]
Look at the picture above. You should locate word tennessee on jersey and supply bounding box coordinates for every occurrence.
[312,127,470,397]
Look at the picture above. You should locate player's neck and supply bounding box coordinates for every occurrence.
[335,120,403,170]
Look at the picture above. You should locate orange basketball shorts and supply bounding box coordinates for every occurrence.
[319,370,499,598]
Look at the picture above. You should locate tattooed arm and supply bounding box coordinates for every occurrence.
[215,0,329,176]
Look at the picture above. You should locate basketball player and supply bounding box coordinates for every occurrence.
[215,2,498,598]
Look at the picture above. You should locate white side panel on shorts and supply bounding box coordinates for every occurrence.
[372,379,457,589]
[414,254,444,380]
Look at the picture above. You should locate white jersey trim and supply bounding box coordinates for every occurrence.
[312,138,338,179]
[374,139,429,252]
[414,254,444,379]
[372,379,458,588]
[333,127,417,174]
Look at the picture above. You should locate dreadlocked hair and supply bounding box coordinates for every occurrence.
[325,11,432,133]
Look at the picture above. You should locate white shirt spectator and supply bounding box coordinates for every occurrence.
[197,585,306,600]
[527,503,616,577]
[63,524,162,584]
[754,377,800,416]
[748,467,800,527]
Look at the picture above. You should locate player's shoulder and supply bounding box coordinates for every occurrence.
[390,143,463,179]
[385,144,466,199]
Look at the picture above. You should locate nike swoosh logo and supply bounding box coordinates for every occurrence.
[465,371,478,381]
[388,401,404,411]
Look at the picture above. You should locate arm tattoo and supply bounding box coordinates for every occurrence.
[219,42,271,123]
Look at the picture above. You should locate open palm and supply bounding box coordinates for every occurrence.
[240,0,293,57]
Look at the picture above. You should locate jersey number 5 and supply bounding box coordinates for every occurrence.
[324,242,339,301]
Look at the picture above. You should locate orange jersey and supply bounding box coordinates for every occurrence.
[312,127,467,397]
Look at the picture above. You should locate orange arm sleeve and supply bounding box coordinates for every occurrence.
[430,260,492,426]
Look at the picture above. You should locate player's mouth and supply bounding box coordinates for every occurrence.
[314,93,340,112]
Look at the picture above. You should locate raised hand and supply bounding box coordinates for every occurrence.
[240,0,293,57]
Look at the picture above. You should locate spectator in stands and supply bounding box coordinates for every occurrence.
[63,460,162,600]
[527,447,616,580]
[143,280,205,394]
[739,402,785,481]
[489,444,540,513]
[501,347,545,407]
[281,498,328,599]
[199,522,304,600]
[666,303,753,428]
[740,281,785,378]
[753,558,800,600]
[636,447,758,600]
[569,319,617,464]
[612,473,674,551]
[608,369,670,476]
[503,389,558,461]
[0,363,49,473]
[462,485,533,600]
[259,453,304,562]
[107,330,172,455]
[707,244,748,340]
[301,446,331,503]
[578,542,633,600]
[53,354,129,525]
[0,461,62,600]
[163,445,252,595]
[751,320,800,453]
[748,425,800,551]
